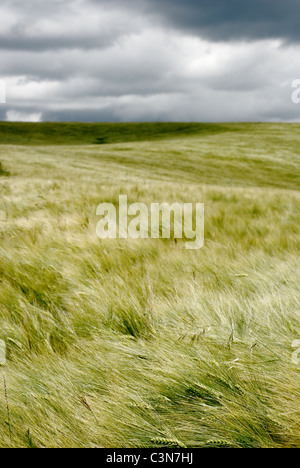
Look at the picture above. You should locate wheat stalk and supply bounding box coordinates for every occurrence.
[3,374,12,443]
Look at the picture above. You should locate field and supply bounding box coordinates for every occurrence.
[0,122,299,448]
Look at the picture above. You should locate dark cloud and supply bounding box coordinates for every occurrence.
[90,0,300,42]
[143,0,300,42]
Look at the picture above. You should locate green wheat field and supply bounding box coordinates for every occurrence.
[0,122,299,448]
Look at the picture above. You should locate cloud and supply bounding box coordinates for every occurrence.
[90,0,300,42]
[126,0,300,43]
[6,110,42,122]
[1,0,300,122]
[0,0,145,52]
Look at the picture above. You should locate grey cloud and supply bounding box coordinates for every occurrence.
[0,0,140,52]
[180,0,299,41]
[42,107,121,122]
[0,36,114,52]
[3,0,300,54]
[123,0,300,42]
[0,107,7,121]
[2,0,300,122]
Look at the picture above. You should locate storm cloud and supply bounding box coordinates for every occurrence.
[1,0,300,122]
[140,0,300,42]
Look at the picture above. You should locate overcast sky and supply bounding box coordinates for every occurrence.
[1,0,300,122]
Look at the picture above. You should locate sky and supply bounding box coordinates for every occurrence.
[1,0,300,122]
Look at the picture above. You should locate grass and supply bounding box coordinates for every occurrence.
[0,122,299,448]
[0,122,238,146]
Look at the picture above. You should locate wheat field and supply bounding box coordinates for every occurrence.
[0,123,299,448]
